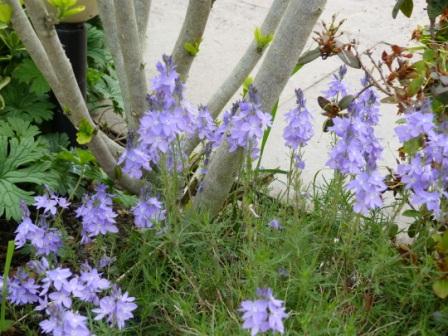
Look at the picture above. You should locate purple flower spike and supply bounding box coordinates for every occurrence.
[283,89,314,168]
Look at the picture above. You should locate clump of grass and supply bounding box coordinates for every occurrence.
[80,176,444,335]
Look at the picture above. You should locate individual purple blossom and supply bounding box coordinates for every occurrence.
[226,86,272,158]
[394,103,448,219]
[34,192,70,216]
[283,89,314,168]
[93,286,137,330]
[327,116,382,174]
[268,219,282,230]
[97,255,116,270]
[118,142,152,179]
[75,184,118,243]
[195,105,218,143]
[40,306,91,336]
[323,65,348,99]
[75,264,110,304]
[151,55,179,97]
[7,270,40,305]
[133,196,166,229]
[43,267,72,292]
[239,288,287,335]
[346,170,386,215]
[48,290,72,308]
[395,110,435,143]
[15,216,62,256]
[349,81,380,126]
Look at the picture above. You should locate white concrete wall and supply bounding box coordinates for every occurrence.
[144,0,428,194]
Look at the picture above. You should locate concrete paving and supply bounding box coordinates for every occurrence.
[144,0,429,196]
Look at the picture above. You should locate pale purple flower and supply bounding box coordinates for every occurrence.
[44,267,72,292]
[133,196,166,229]
[76,184,118,243]
[34,194,58,216]
[240,288,287,335]
[283,89,314,168]
[93,286,137,329]
[118,143,152,179]
[40,307,91,336]
[7,271,40,305]
[268,219,282,230]
[76,265,110,303]
[227,87,272,158]
[395,110,434,143]
[323,65,348,99]
[346,170,386,215]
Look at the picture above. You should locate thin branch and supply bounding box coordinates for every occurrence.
[172,0,212,80]
[113,0,148,130]
[134,0,151,46]
[97,0,132,126]
[184,0,290,155]
[193,0,327,216]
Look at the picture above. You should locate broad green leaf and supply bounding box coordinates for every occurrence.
[0,3,12,24]
[427,0,448,19]
[433,279,448,299]
[13,58,50,95]
[0,119,56,220]
[392,0,413,18]
[76,118,95,145]
[1,82,54,124]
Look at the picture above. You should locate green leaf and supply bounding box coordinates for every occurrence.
[13,58,50,95]
[183,39,202,56]
[0,76,10,91]
[0,240,14,332]
[433,279,448,299]
[402,137,422,156]
[402,209,421,218]
[242,76,253,97]
[256,100,278,170]
[408,76,424,96]
[76,118,95,145]
[47,0,85,20]
[1,82,54,124]
[0,3,12,24]
[338,95,355,110]
[254,27,273,52]
[0,119,56,220]
[427,0,448,19]
[392,0,413,18]
[337,49,361,69]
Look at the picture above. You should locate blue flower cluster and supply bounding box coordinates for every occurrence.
[325,68,386,215]
[283,89,314,169]
[239,288,288,336]
[395,103,448,218]
[0,188,152,335]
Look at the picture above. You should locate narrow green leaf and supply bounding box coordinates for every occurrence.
[0,241,15,332]
[256,100,278,170]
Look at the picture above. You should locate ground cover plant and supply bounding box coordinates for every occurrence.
[0,0,448,335]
